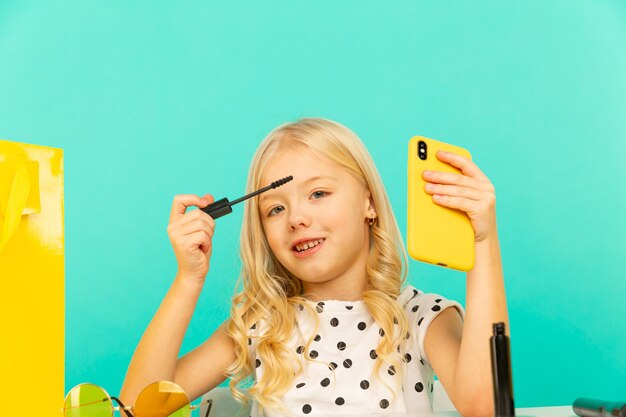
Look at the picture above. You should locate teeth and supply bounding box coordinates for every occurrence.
[295,239,324,252]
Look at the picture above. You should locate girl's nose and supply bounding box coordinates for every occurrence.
[288,207,311,230]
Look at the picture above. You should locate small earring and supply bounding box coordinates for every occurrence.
[368,217,376,227]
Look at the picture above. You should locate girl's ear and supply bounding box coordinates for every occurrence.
[364,190,377,219]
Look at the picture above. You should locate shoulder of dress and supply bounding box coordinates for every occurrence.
[398,285,426,307]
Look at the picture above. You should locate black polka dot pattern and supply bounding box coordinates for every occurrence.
[248,286,461,416]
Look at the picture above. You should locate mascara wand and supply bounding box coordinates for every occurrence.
[200,175,293,220]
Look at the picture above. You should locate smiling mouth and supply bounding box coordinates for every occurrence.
[293,238,326,253]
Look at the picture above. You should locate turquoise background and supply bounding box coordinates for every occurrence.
[1,0,625,407]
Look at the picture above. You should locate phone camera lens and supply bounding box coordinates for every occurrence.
[418,141,427,161]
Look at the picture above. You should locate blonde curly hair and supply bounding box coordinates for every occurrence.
[225,118,410,415]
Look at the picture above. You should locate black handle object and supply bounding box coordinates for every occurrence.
[573,398,626,417]
[491,322,515,417]
[200,175,293,220]
[202,197,233,219]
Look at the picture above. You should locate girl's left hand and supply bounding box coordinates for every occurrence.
[422,151,497,243]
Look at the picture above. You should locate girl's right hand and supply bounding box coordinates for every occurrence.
[167,194,216,283]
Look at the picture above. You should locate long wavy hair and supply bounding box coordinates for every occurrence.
[225,118,410,414]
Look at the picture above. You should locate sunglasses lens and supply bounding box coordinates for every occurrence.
[63,383,113,417]
[134,381,190,417]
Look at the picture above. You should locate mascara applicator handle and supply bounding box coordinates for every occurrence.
[200,197,232,219]
[198,175,293,220]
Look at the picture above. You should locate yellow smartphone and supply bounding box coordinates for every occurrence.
[407,136,475,271]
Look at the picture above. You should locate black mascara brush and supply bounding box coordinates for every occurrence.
[200,175,293,219]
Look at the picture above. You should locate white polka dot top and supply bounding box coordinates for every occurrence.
[248,285,465,417]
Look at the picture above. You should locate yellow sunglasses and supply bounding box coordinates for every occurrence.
[62,380,212,417]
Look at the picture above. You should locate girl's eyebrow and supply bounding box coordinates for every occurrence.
[259,175,337,203]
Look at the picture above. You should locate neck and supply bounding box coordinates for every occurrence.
[302,270,368,302]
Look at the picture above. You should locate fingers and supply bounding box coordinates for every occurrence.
[167,212,215,260]
[200,194,215,207]
[423,171,495,204]
[422,166,494,193]
[167,194,217,247]
[422,150,496,212]
[181,230,213,254]
[431,191,496,214]
[433,150,490,183]
[175,215,215,238]
[166,194,217,279]
[169,194,214,224]
[422,169,490,191]
[167,207,216,244]
[424,183,484,201]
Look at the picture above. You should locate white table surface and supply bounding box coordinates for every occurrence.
[437,406,574,417]
[516,406,576,417]
[351,406,575,417]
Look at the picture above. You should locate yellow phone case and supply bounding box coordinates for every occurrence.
[407,136,475,271]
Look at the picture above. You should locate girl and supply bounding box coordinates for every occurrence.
[120,118,509,417]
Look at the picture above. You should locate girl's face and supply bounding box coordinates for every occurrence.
[258,147,376,301]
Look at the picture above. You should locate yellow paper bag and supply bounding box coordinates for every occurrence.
[0,139,64,417]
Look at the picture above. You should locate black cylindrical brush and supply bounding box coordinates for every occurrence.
[491,322,515,417]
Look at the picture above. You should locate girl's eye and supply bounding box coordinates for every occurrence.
[268,206,284,217]
[266,192,327,217]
